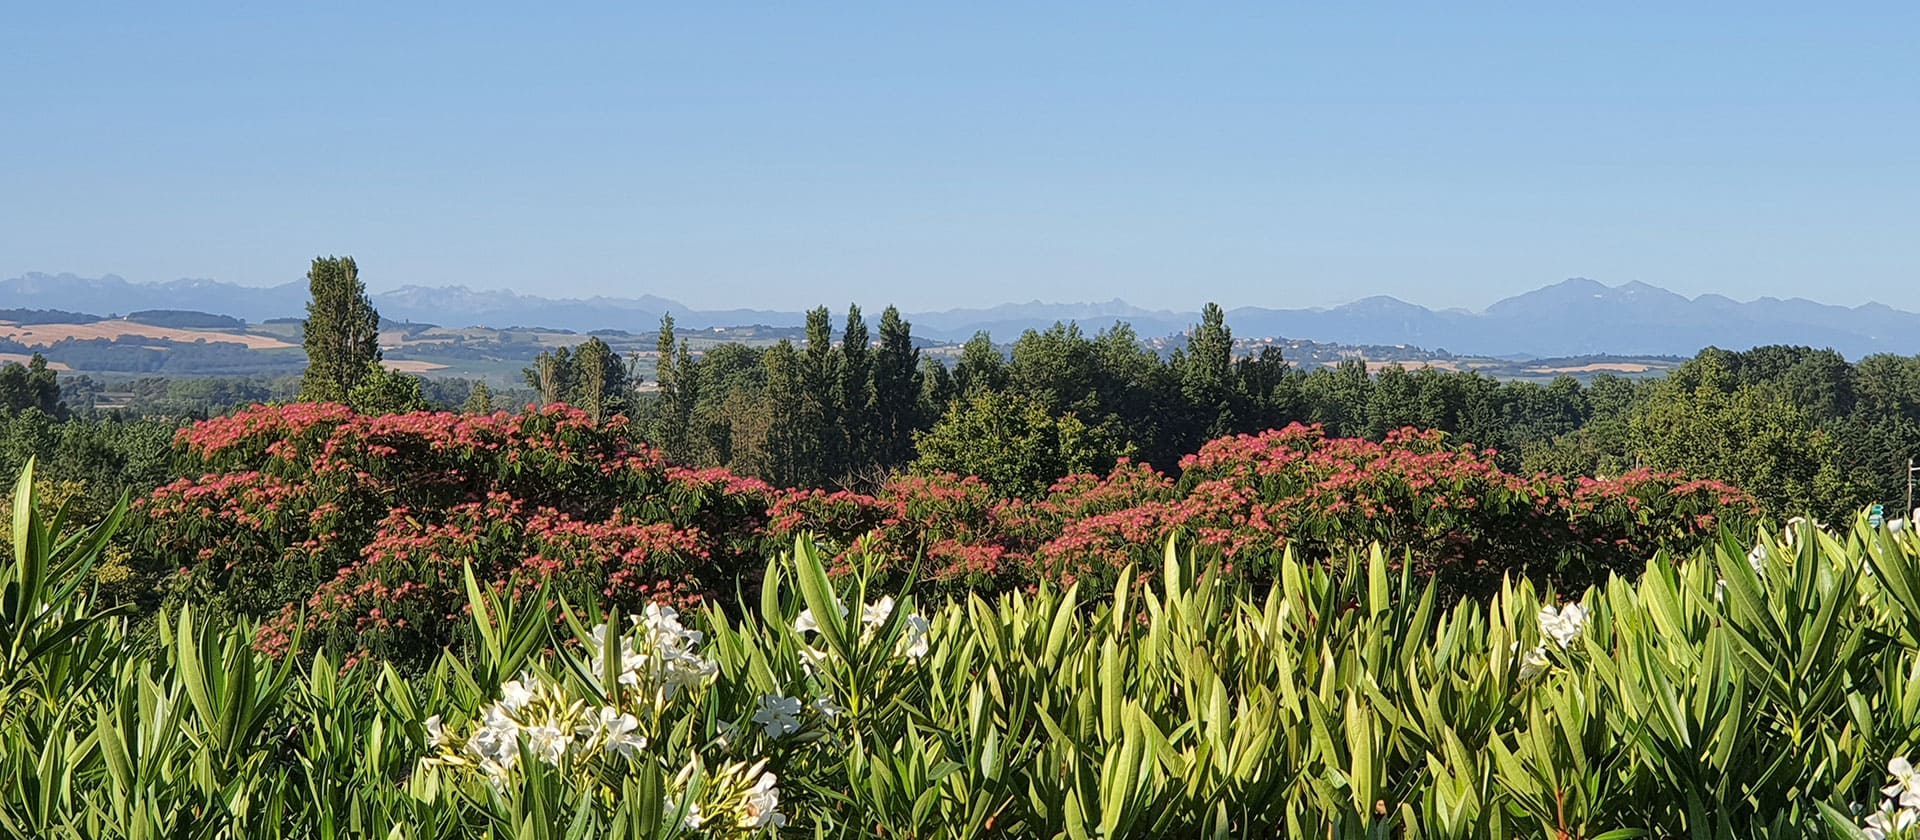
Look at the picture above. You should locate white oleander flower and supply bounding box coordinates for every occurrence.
[466,705,521,770]
[586,706,646,758]
[1888,758,1920,809]
[899,612,931,659]
[1538,602,1586,650]
[665,797,707,830]
[812,696,843,719]
[524,721,571,766]
[862,596,896,629]
[498,676,535,712]
[753,694,804,738]
[797,645,830,675]
[1865,803,1918,839]
[738,771,787,829]
[424,714,450,748]
[1516,643,1551,681]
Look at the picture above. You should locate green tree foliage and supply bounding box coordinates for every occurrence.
[525,344,573,405]
[912,389,1131,498]
[838,305,873,473]
[870,306,922,468]
[801,307,841,479]
[1631,353,1854,521]
[953,331,1007,396]
[1177,302,1235,442]
[345,360,428,415]
[297,255,381,402]
[461,381,495,414]
[760,339,809,488]
[0,353,62,416]
[525,337,631,422]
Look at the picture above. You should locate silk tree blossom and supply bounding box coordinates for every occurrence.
[753,694,804,738]
[1538,602,1586,650]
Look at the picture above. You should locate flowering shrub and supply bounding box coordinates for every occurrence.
[134,406,1757,658]
[134,403,774,661]
[1028,425,1757,596]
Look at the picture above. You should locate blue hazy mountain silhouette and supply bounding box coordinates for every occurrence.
[4,273,1916,357]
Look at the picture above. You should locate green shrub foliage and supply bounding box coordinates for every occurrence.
[9,469,1920,836]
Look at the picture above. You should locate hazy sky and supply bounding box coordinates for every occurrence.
[4,4,1916,312]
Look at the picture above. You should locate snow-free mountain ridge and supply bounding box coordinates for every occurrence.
[4,274,1917,358]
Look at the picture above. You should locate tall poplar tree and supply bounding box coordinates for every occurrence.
[299,256,382,403]
[801,307,840,479]
[761,339,806,487]
[871,305,923,469]
[838,305,872,475]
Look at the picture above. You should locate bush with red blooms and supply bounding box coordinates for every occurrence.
[135,403,773,662]
[135,406,1756,662]
[1031,426,1753,594]
[773,425,1756,598]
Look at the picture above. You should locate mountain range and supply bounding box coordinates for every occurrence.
[4,273,1917,359]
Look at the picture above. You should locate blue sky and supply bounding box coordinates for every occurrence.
[3,4,1915,312]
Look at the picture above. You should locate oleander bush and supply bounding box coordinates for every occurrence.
[14,461,1920,837]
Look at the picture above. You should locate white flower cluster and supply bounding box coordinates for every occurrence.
[743,692,847,741]
[588,604,719,706]
[1865,757,1920,839]
[1515,601,1586,682]
[417,604,786,833]
[668,759,787,832]
[794,594,932,665]
[422,670,646,782]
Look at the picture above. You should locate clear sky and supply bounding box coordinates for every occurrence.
[4,4,1916,312]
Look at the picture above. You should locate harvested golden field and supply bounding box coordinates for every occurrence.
[0,353,71,370]
[1526,362,1653,374]
[380,359,449,373]
[0,320,294,350]
[1361,359,1461,372]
